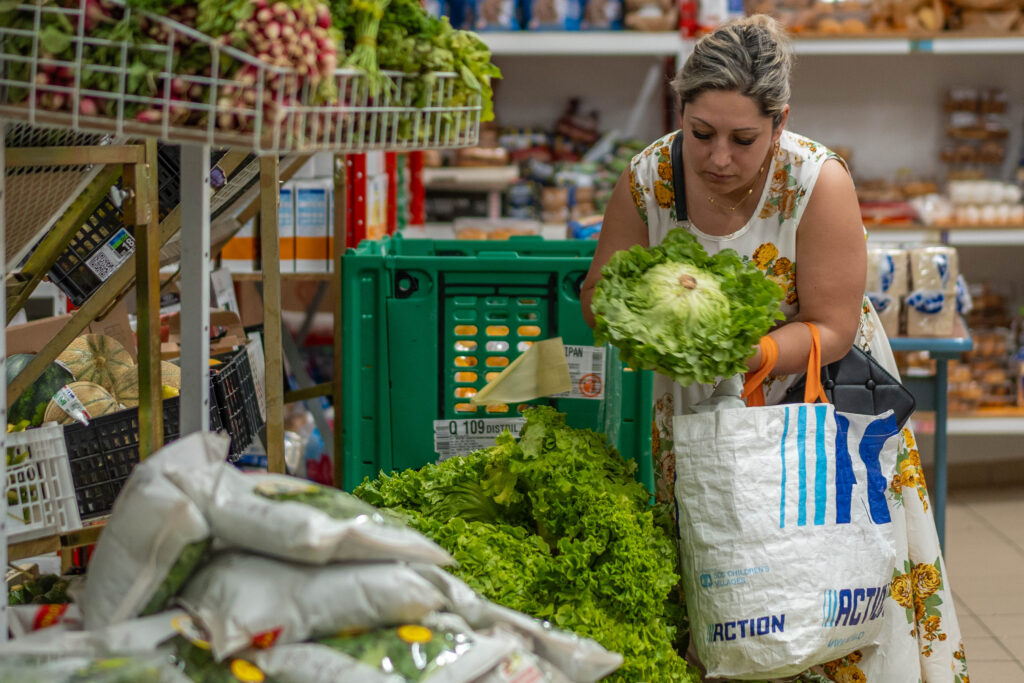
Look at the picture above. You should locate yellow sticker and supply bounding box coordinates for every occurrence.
[397,625,433,644]
[230,659,266,683]
[253,480,319,497]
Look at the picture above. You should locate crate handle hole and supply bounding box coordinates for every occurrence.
[395,271,420,299]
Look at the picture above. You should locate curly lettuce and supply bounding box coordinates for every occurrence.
[592,228,785,387]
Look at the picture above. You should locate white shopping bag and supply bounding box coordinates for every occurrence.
[673,395,901,679]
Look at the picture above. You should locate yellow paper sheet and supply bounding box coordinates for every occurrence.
[471,337,572,405]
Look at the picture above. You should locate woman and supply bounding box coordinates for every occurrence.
[581,15,968,683]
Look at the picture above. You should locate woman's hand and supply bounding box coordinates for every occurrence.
[580,169,650,328]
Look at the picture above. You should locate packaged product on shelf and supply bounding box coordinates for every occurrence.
[163,466,454,565]
[866,247,909,296]
[467,0,520,29]
[454,217,541,239]
[525,0,582,29]
[78,432,227,630]
[220,218,258,273]
[622,0,676,29]
[904,289,958,337]
[7,603,83,639]
[580,0,623,28]
[908,245,959,292]
[293,179,333,273]
[868,292,902,338]
[279,184,296,275]
[178,552,449,660]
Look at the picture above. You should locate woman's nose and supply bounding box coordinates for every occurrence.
[709,140,731,168]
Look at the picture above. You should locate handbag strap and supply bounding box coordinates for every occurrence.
[802,322,829,404]
[742,336,778,406]
[670,131,688,222]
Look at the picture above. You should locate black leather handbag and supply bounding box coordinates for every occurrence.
[780,345,916,429]
[669,132,916,428]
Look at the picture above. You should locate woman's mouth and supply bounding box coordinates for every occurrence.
[705,172,734,183]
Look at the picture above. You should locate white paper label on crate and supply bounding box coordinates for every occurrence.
[433,418,526,461]
[85,227,135,282]
[550,345,605,400]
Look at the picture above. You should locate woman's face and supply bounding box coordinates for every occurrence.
[681,90,786,195]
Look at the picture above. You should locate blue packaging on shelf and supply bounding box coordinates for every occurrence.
[580,0,622,29]
[469,0,520,29]
[525,0,581,30]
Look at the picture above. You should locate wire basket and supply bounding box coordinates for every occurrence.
[0,0,482,154]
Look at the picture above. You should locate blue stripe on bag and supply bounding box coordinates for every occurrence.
[797,406,808,526]
[814,405,827,526]
[780,406,789,528]
[834,413,855,524]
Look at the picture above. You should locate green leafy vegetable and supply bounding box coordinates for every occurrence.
[355,406,699,683]
[592,228,785,387]
[317,625,474,681]
[140,539,211,616]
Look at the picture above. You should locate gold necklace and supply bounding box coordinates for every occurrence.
[706,143,776,212]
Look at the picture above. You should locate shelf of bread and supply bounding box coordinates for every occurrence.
[421,165,521,191]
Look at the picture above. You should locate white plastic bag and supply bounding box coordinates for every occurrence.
[79,432,227,629]
[165,466,453,566]
[411,564,622,683]
[673,403,901,679]
[177,552,449,659]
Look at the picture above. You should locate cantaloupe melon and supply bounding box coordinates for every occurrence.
[110,361,182,408]
[57,334,134,395]
[43,381,119,425]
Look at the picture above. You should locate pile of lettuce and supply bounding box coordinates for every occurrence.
[592,228,785,387]
[355,407,698,683]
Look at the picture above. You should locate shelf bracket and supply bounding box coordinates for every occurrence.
[260,155,285,474]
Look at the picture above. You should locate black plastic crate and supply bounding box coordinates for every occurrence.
[47,145,231,306]
[63,393,222,520]
[211,346,264,461]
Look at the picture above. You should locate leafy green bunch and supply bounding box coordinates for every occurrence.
[355,406,698,683]
[592,228,785,387]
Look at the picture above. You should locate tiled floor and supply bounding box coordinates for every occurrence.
[945,487,1024,681]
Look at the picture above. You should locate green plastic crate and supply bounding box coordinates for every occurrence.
[341,234,653,492]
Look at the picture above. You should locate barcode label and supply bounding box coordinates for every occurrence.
[550,345,605,400]
[433,418,526,462]
[85,227,135,282]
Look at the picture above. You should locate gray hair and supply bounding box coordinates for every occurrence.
[671,15,794,127]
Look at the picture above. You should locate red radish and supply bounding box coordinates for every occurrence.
[171,77,188,95]
[257,8,273,23]
[270,43,285,58]
[189,84,204,99]
[34,73,50,85]
[272,2,289,17]
[315,5,330,29]
[281,24,295,40]
[79,98,99,116]
[264,21,281,40]
[218,112,234,129]
[136,109,163,124]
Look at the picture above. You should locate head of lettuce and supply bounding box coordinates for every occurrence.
[591,228,785,387]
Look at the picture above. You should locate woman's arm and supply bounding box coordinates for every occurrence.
[746,158,867,374]
[581,170,650,328]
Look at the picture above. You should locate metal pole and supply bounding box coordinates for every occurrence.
[1,120,9,641]
[127,140,163,458]
[332,154,346,489]
[260,156,285,473]
[180,144,212,434]
[933,357,949,551]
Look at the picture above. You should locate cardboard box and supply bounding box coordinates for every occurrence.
[293,179,332,273]
[160,309,247,360]
[6,298,136,361]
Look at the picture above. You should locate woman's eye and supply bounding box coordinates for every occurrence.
[734,138,756,146]
[692,130,711,140]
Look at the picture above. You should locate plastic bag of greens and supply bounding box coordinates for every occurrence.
[0,653,185,683]
[470,625,572,683]
[178,552,449,660]
[8,603,84,639]
[251,613,514,683]
[165,467,453,566]
[80,433,228,629]
[411,565,622,683]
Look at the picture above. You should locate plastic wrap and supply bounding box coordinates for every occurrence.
[909,246,959,292]
[905,289,958,337]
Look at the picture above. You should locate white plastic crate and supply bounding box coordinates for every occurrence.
[6,423,82,545]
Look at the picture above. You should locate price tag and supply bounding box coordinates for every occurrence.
[550,345,606,400]
[433,418,526,461]
[85,227,135,282]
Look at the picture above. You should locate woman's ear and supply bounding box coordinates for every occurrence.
[773,104,790,142]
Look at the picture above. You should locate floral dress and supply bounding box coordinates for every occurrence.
[631,129,969,683]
